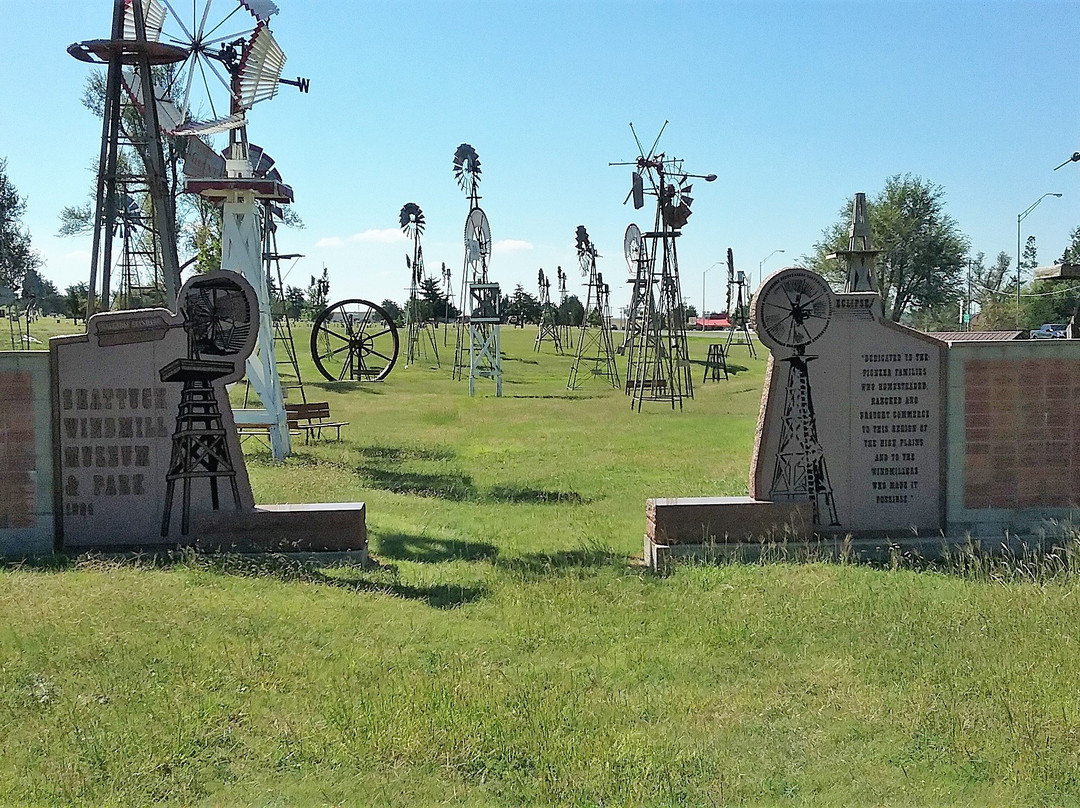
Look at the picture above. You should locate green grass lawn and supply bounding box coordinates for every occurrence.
[5,322,1080,805]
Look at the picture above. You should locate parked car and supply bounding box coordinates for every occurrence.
[1030,323,1068,339]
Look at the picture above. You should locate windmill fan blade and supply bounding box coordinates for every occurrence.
[240,0,280,22]
[453,144,482,191]
[175,112,246,135]
[681,195,694,207]
[237,23,286,110]
[632,172,644,209]
[124,0,166,41]
[248,144,276,177]
[182,135,226,178]
[122,69,186,132]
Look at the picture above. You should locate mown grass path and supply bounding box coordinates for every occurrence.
[3,323,1080,804]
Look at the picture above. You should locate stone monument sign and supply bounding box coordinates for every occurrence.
[0,270,366,558]
[749,268,946,535]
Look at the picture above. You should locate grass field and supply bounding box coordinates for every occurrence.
[5,318,1080,805]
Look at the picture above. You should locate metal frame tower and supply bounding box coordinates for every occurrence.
[451,144,491,380]
[401,203,440,368]
[68,0,183,316]
[567,226,620,390]
[468,283,502,396]
[723,248,757,359]
[534,268,562,352]
[611,123,715,410]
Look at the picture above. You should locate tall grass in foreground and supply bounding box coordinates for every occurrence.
[3,327,1080,805]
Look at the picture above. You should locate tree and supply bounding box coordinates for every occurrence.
[967,251,1017,330]
[418,276,458,321]
[0,158,42,295]
[21,267,64,315]
[505,284,541,326]
[65,283,88,321]
[1060,225,1080,265]
[283,285,306,320]
[808,175,969,323]
[558,295,585,327]
[1021,234,1038,276]
[380,299,402,324]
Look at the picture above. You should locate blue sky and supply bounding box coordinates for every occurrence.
[3,0,1080,316]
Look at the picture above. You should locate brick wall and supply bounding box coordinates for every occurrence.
[0,371,36,529]
[964,358,1076,509]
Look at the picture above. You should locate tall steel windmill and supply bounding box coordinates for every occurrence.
[534,268,561,353]
[723,248,757,359]
[567,226,620,390]
[611,123,716,410]
[400,202,440,368]
[450,144,497,386]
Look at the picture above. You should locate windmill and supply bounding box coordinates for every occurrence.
[755,269,839,526]
[441,261,452,346]
[567,226,620,390]
[534,268,561,353]
[723,248,757,359]
[610,122,716,410]
[133,0,306,459]
[449,144,499,394]
[400,202,440,368]
[555,265,574,349]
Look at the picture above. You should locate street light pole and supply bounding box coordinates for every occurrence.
[1016,192,1062,328]
[701,261,722,329]
[757,249,785,291]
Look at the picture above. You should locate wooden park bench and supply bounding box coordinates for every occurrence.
[285,401,350,443]
[235,416,302,450]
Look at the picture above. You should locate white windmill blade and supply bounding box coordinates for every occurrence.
[173,111,246,136]
[240,0,280,23]
[121,67,186,133]
[237,23,286,109]
[124,0,167,41]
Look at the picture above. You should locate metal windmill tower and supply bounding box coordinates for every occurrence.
[401,202,440,368]
[534,268,562,353]
[450,144,495,383]
[555,265,574,349]
[69,0,183,316]
[723,248,757,359]
[567,226,620,390]
[441,261,452,346]
[612,123,716,410]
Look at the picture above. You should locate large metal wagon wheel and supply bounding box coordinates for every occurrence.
[310,299,399,382]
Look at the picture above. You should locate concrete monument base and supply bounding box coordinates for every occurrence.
[192,502,367,560]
